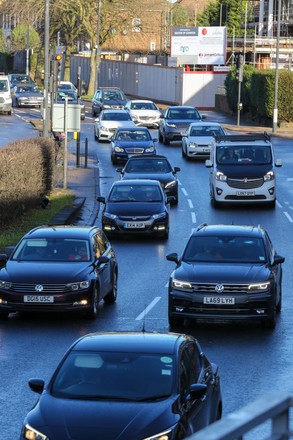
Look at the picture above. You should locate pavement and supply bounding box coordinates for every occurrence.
[46,110,293,227]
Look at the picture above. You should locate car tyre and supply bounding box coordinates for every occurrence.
[163,132,170,145]
[92,108,96,117]
[86,285,99,319]
[158,130,163,143]
[182,146,186,157]
[267,200,276,209]
[104,271,118,303]
[111,155,118,165]
[261,302,276,330]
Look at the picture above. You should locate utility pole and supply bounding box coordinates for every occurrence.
[95,0,102,91]
[43,0,50,137]
[273,0,281,133]
[236,53,244,127]
[26,25,30,76]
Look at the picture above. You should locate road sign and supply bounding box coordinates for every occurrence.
[52,103,81,132]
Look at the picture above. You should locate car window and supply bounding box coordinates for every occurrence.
[131,102,157,110]
[216,145,272,165]
[125,159,171,173]
[183,235,267,263]
[190,126,223,136]
[179,347,198,396]
[93,232,107,257]
[109,185,162,202]
[102,112,131,121]
[103,91,125,100]
[167,109,200,120]
[51,351,174,400]
[0,80,9,92]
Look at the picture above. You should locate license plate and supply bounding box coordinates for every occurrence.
[24,295,54,303]
[203,297,235,304]
[236,191,255,196]
[124,223,145,229]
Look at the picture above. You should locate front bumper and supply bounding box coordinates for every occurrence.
[134,117,160,128]
[186,145,211,159]
[212,180,276,204]
[168,288,274,322]
[112,149,156,163]
[102,216,168,237]
[17,99,43,107]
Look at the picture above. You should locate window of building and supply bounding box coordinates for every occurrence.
[132,18,141,33]
[150,42,156,51]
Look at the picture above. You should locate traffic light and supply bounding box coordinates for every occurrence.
[235,54,244,82]
[55,54,62,78]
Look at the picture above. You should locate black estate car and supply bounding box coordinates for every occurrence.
[166,224,285,329]
[117,154,180,204]
[21,331,222,440]
[0,226,118,319]
[158,105,206,145]
[92,87,127,116]
[97,179,171,239]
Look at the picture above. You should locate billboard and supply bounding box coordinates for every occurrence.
[171,26,226,65]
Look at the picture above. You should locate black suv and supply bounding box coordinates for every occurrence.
[158,105,205,145]
[92,87,127,116]
[166,224,285,329]
[0,226,118,319]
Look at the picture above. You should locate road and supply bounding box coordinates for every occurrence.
[0,105,293,439]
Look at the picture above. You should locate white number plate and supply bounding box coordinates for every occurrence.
[203,297,235,305]
[24,295,54,303]
[236,191,255,196]
[124,223,145,229]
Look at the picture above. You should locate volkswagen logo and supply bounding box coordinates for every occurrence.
[215,284,224,293]
[35,284,44,292]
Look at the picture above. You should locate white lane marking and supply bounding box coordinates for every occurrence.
[165,282,169,288]
[188,199,194,209]
[284,212,293,223]
[287,178,293,181]
[276,200,282,208]
[178,179,182,186]
[191,212,197,223]
[181,188,188,196]
[135,297,161,320]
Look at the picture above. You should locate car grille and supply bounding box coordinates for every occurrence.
[174,123,189,129]
[8,283,70,293]
[110,105,123,109]
[119,215,151,221]
[227,178,264,189]
[125,148,144,154]
[190,282,250,294]
[140,116,156,121]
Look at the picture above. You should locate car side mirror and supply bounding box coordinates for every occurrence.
[116,167,123,173]
[273,254,285,265]
[28,379,45,394]
[96,196,106,204]
[96,255,110,265]
[174,167,181,173]
[166,253,179,264]
[205,159,213,168]
[201,114,207,120]
[275,159,282,167]
[152,138,158,143]
[188,383,207,400]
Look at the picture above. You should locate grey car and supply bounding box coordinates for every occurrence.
[158,105,206,145]
[12,84,43,107]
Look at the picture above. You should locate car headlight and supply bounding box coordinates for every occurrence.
[248,282,270,291]
[215,171,227,182]
[166,122,176,128]
[0,280,12,289]
[143,428,173,440]
[172,278,192,290]
[153,212,166,220]
[264,171,275,181]
[145,146,155,153]
[102,105,111,109]
[165,180,176,189]
[114,146,124,152]
[67,281,90,291]
[100,125,110,132]
[22,423,48,440]
[131,114,138,121]
[189,142,198,148]
[104,212,117,220]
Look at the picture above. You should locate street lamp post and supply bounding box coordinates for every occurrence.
[95,0,101,92]
[43,0,50,137]
[273,0,281,133]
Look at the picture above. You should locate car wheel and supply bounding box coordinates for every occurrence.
[104,270,118,303]
[163,132,170,145]
[276,281,282,312]
[111,155,118,165]
[86,285,99,319]
[158,130,163,142]
[267,200,276,208]
[182,146,186,157]
[94,129,98,141]
[92,108,96,117]
[7,110,11,115]
[81,116,85,121]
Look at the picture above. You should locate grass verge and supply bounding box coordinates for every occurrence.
[0,190,75,251]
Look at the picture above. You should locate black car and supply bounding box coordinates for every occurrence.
[0,226,118,319]
[158,105,206,145]
[110,127,157,164]
[92,87,127,116]
[97,179,171,239]
[166,224,285,329]
[21,331,222,440]
[57,90,85,120]
[117,154,180,204]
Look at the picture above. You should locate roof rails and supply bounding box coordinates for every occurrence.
[213,132,271,143]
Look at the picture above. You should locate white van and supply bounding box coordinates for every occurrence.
[0,74,12,115]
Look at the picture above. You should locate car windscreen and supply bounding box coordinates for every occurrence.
[51,351,174,401]
[12,238,91,262]
[167,109,200,120]
[102,112,131,121]
[16,86,39,93]
[104,91,125,100]
[125,159,171,173]
[131,102,157,110]
[109,185,163,202]
[190,126,224,136]
[116,130,151,141]
[0,80,9,92]
[216,145,272,165]
[182,235,267,263]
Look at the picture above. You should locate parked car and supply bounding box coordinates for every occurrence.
[8,73,35,88]
[20,331,222,440]
[124,99,162,128]
[92,87,128,116]
[11,84,43,107]
[58,80,78,93]
[57,90,85,120]
[0,226,118,319]
[110,126,157,164]
[158,105,206,145]
[117,154,180,204]
[94,109,135,142]
[205,132,283,208]
[97,179,171,239]
[182,122,225,160]
[166,223,285,329]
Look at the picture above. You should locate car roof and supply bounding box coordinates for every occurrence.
[189,122,221,127]
[22,225,101,240]
[126,154,169,161]
[116,126,149,132]
[101,109,129,114]
[112,179,162,187]
[72,331,193,354]
[192,224,266,238]
[167,105,198,110]
[128,99,155,103]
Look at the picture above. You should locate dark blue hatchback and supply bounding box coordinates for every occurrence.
[111,127,157,165]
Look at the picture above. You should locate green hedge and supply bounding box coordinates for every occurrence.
[0,138,59,227]
[225,67,293,124]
